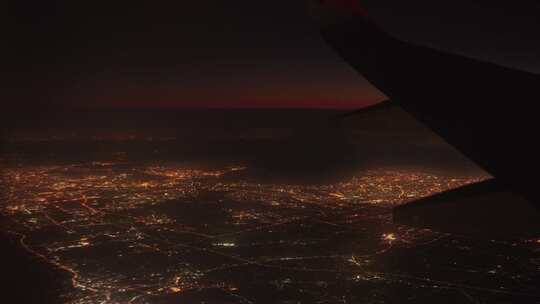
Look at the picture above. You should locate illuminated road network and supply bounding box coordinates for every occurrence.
[1,154,539,303]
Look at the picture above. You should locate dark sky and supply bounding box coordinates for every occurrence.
[5,0,540,112]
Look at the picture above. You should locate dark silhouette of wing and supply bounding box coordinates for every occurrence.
[313,0,540,210]
[334,99,395,121]
[393,179,540,238]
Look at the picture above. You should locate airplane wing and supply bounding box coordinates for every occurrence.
[311,0,540,212]
[393,179,540,238]
[311,0,540,237]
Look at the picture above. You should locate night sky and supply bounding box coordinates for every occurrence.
[5,0,540,114]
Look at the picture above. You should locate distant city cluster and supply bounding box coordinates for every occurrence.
[2,160,538,304]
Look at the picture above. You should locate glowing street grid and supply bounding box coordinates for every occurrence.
[2,160,540,303]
